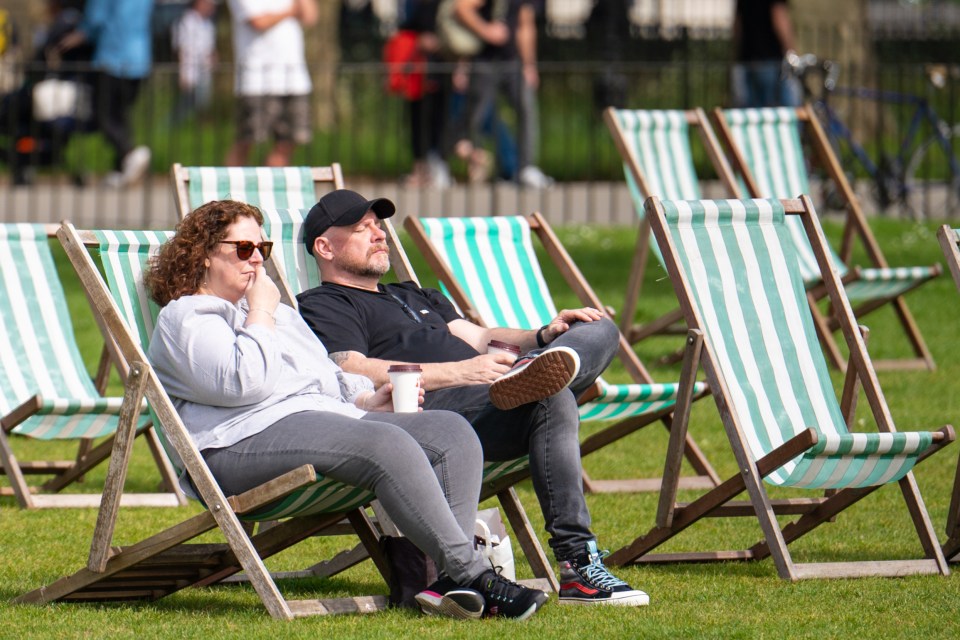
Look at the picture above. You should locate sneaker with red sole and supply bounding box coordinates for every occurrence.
[558,541,649,606]
[488,346,580,411]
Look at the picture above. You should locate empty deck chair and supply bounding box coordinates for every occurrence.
[17,223,395,619]
[603,107,740,347]
[405,212,720,494]
[609,196,953,579]
[937,224,960,562]
[713,106,941,371]
[0,223,183,509]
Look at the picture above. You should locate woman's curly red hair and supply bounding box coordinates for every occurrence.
[145,200,264,307]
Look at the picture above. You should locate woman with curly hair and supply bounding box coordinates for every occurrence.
[143,200,548,621]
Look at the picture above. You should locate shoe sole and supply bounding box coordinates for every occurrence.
[415,590,484,619]
[488,347,579,411]
[487,594,548,621]
[558,592,650,606]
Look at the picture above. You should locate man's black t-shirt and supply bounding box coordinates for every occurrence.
[297,281,481,363]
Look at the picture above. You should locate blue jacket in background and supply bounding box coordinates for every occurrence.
[80,0,153,79]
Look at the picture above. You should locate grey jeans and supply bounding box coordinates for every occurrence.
[203,409,490,584]
[423,318,620,561]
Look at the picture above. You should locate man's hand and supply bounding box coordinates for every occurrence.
[540,307,604,344]
[450,353,515,385]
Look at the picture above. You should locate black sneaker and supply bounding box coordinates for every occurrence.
[415,576,485,619]
[470,569,549,620]
[558,541,650,606]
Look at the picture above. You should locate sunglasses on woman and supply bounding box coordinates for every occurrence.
[219,240,273,261]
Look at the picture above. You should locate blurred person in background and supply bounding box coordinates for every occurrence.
[450,0,552,188]
[57,0,153,188]
[170,0,218,125]
[730,0,801,108]
[224,0,316,167]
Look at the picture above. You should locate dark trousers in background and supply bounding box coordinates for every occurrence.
[93,72,142,171]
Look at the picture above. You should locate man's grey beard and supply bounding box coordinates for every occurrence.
[339,255,390,279]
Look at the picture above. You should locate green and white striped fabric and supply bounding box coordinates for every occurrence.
[658,199,935,488]
[185,167,317,211]
[259,208,321,296]
[417,216,705,421]
[611,109,703,266]
[92,230,526,518]
[611,109,703,202]
[0,224,145,440]
[722,108,936,300]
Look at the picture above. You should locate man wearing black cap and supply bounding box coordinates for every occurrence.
[297,189,650,607]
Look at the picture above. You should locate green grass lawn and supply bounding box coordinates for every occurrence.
[3,216,960,639]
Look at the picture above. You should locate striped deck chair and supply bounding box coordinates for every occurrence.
[171,164,415,306]
[610,196,954,579]
[713,106,941,371]
[0,223,183,509]
[170,163,350,307]
[603,108,741,348]
[937,224,960,562]
[170,163,344,217]
[405,213,720,494]
[18,223,396,619]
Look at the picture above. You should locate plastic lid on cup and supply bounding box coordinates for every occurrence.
[487,340,521,354]
[388,364,422,372]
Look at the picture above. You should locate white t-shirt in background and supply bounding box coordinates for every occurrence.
[227,0,312,96]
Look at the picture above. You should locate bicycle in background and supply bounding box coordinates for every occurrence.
[787,53,960,220]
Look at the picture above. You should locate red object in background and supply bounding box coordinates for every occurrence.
[383,30,428,101]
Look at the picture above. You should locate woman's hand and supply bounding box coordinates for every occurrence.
[244,266,280,324]
[357,382,425,413]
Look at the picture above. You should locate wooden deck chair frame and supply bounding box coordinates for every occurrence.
[17,223,396,619]
[404,211,721,495]
[711,106,940,371]
[0,223,184,509]
[609,195,954,580]
[936,224,960,562]
[602,107,741,348]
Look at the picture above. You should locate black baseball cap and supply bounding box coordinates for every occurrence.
[303,189,396,255]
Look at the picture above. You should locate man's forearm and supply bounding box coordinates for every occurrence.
[331,351,471,390]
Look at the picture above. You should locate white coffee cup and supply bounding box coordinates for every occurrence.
[487,340,521,359]
[388,364,422,413]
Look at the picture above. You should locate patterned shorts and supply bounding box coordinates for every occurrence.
[236,94,312,145]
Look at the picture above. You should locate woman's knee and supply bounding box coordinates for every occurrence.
[425,410,483,462]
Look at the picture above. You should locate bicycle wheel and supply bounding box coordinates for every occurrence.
[904,123,960,221]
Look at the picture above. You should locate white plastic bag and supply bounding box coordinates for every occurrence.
[474,507,515,581]
[33,78,91,123]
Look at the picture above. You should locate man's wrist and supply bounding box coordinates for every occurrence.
[536,325,548,348]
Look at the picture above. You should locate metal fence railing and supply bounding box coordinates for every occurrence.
[3,57,960,228]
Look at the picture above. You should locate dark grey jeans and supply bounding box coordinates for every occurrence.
[423,318,620,561]
[203,408,490,584]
